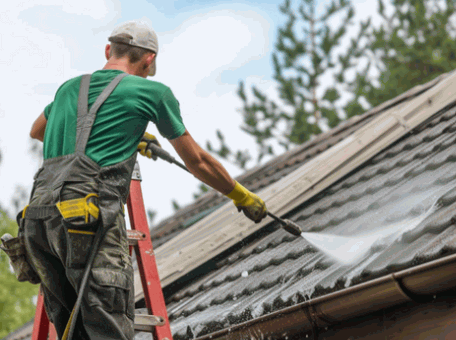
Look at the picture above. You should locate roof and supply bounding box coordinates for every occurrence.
[1,320,34,340]
[147,70,456,295]
[162,97,456,339]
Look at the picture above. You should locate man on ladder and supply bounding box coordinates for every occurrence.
[8,20,267,340]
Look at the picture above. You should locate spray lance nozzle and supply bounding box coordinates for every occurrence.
[281,219,303,237]
[266,212,302,236]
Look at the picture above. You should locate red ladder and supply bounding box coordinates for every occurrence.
[31,163,173,340]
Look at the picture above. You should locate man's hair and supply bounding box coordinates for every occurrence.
[109,33,152,63]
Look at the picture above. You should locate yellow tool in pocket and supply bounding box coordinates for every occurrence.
[56,193,100,224]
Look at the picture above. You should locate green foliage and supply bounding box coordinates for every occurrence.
[10,185,28,215]
[208,0,371,168]
[147,208,157,227]
[0,211,39,338]
[193,184,210,200]
[29,139,43,162]
[170,184,211,214]
[206,128,251,170]
[357,0,456,107]
[171,199,181,212]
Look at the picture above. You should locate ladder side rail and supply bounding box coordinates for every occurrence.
[31,290,52,340]
[49,322,57,340]
[127,176,173,340]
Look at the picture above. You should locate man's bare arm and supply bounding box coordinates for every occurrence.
[169,130,235,194]
[158,129,266,222]
[30,112,47,142]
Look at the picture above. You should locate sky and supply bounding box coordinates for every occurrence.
[0,0,383,224]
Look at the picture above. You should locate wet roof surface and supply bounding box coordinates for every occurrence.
[162,105,456,339]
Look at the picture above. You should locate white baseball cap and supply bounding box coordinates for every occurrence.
[108,20,158,76]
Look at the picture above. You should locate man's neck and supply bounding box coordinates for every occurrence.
[103,59,146,78]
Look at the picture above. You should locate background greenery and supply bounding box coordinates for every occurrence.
[0,211,39,338]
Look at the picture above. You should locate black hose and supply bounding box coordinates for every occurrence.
[65,225,105,340]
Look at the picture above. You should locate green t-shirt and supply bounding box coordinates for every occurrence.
[43,70,185,166]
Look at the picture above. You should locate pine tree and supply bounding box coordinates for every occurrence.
[208,0,371,168]
[147,208,157,228]
[193,184,209,200]
[355,0,456,107]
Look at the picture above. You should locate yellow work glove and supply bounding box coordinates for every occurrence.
[226,181,267,223]
[137,132,161,161]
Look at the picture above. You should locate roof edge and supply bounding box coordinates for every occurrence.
[194,252,456,340]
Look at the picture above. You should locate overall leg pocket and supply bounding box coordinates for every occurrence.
[88,268,134,320]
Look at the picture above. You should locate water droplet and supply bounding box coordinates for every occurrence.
[242,270,249,277]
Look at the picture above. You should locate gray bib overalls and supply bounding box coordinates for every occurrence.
[22,73,137,340]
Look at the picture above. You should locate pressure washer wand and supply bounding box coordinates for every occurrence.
[147,143,191,174]
[147,144,303,237]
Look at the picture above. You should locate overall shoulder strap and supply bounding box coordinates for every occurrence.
[75,73,129,154]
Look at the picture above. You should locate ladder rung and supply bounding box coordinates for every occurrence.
[127,230,146,245]
[134,314,166,332]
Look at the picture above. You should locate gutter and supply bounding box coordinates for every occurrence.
[194,252,456,340]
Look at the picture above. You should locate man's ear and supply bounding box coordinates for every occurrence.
[146,53,156,67]
[105,44,111,60]
[145,53,157,76]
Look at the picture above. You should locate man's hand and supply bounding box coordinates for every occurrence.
[226,181,267,223]
[137,132,161,160]
[168,130,265,221]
